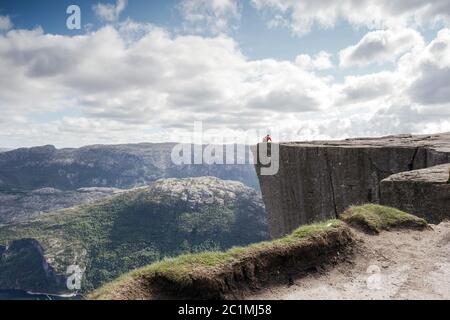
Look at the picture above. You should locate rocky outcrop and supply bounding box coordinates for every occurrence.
[255,133,450,238]
[0,143,259,191]
[381,164,450,223]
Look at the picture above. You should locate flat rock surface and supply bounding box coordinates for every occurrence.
[283,132,450,153]
[383,163,450,183]
[249,222,450,300]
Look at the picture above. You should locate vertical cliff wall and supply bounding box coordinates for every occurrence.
[255,133,450,238]
[0,239,67,293]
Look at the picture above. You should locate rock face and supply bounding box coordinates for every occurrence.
[0,187,123,225]
[0,177,268,294]
[255,133,450,238]
[381,164,450,223]
[0,143,259,191]
[0,239,66,293]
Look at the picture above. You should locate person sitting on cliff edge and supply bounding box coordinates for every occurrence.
[263,134,272,143]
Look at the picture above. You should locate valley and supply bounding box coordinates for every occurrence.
[0,177,268,294]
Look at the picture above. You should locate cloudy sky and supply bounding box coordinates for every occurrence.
[0,0,450,148]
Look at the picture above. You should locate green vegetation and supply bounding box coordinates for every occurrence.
[0,180,268,293]
[90,205,430,300]
[340,204,428,234]
[90,219,343,300]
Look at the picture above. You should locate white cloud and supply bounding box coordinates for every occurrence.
[404,29,450,105]
[179,0,241,34]
[339,29,424,68]
[251,0,450,36]
[295,51,333,70]
[1,22,450,148]
[0,15,13,31]
[333,28,450,136]
[334,72,399,105]
[0,23,333,147]
[93,0,127,22]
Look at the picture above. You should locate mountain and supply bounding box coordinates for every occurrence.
[0,187,123,225]
[0,177,268,294]
[0,143,259,191]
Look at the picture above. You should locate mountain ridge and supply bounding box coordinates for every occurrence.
[0,143,259,191]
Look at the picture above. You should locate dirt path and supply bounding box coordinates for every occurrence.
[250,222,450,300]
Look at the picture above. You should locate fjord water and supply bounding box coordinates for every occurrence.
[0,290,82,300]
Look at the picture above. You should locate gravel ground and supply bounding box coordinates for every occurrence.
[250,222,450,300]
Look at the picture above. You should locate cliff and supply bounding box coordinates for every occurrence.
[0,239,66,293]
[255,133,450,238]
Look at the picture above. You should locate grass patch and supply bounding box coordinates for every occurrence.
[340,204,428,234]
[89,219,345,300]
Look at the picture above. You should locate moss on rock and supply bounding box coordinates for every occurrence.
[340,204,428,234]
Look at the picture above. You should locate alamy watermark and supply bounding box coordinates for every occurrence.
[66,5,81,30]
[170,122,280,176]
[66,265,83,291]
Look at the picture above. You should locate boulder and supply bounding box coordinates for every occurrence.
[381,164,450,223]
